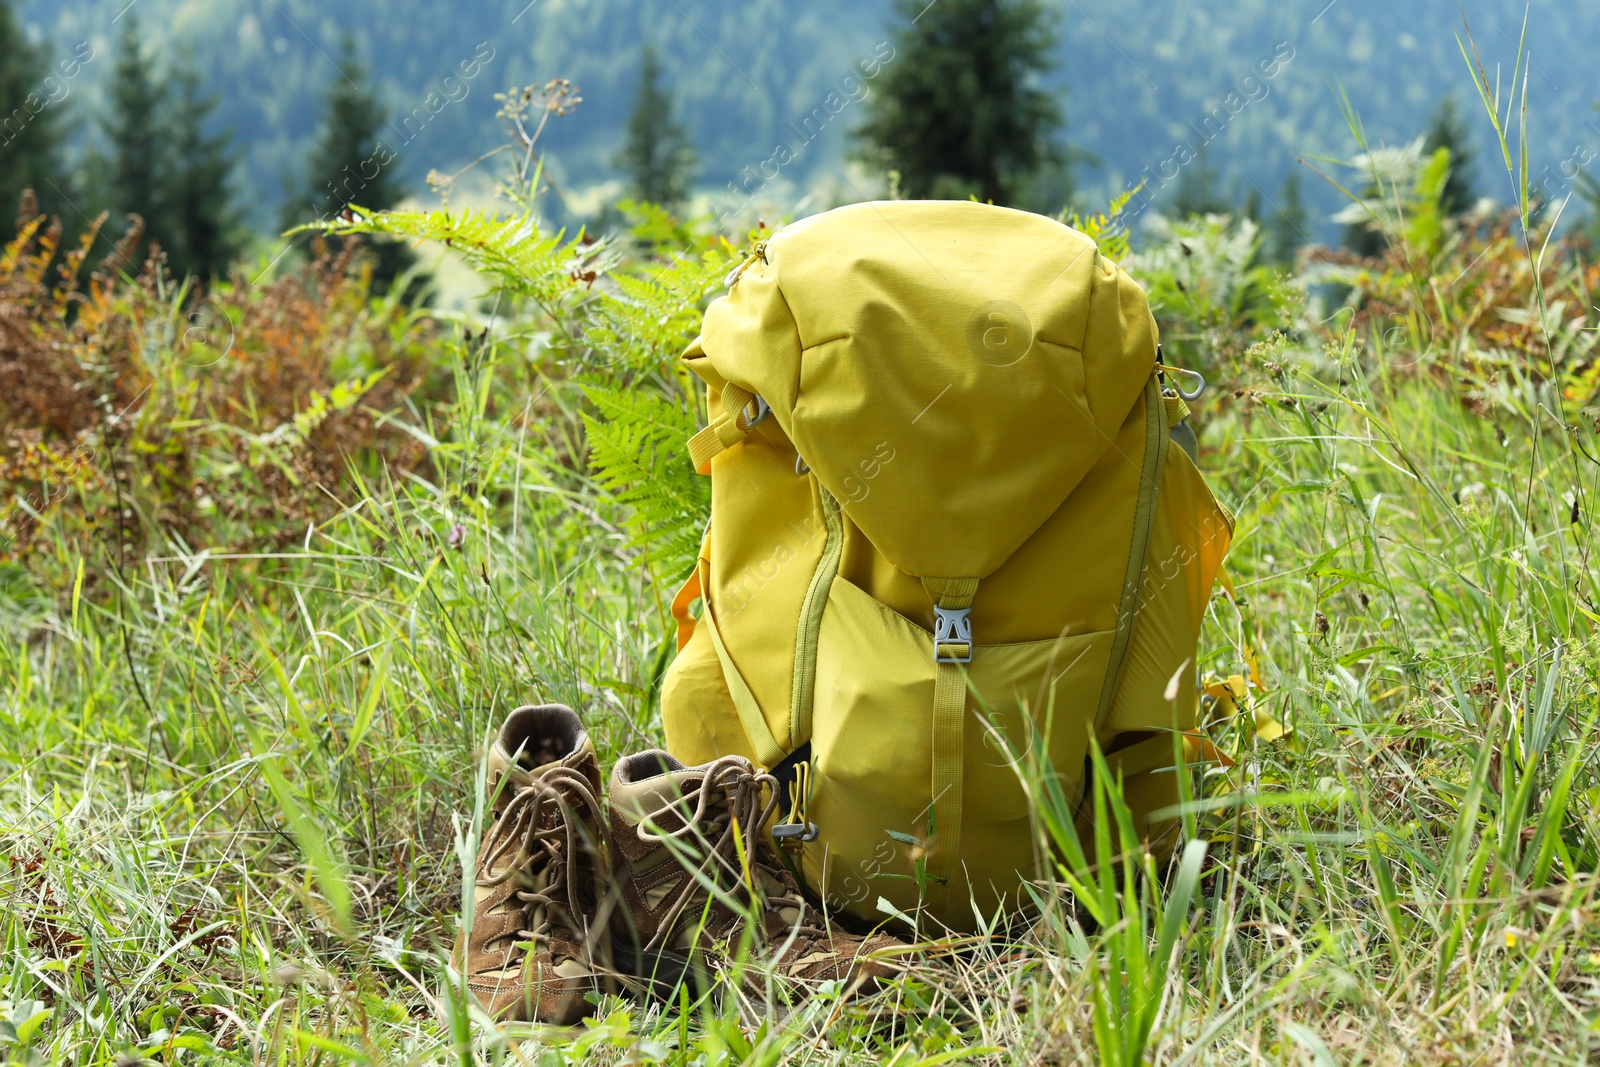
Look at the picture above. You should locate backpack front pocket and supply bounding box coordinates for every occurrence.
[801,575,1115,930]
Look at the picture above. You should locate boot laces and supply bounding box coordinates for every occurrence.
[633,757,828,950]
[478,766,606,956]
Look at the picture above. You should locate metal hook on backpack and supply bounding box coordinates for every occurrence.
[1155,344,1205,401]
[1169,366,1206,401]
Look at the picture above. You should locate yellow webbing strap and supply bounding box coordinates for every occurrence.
[781,759,814,833]
[687,383,764,474]
[698,597,785,769]
[1163,391,1191,427]
[920,575,978,887]
[720,383,756,421]
[688,418,737,474]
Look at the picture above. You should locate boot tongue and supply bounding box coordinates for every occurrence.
[610,753,687,823]
[612,751,743,836]
[524,861,553,937]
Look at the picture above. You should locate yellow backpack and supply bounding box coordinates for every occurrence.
[660,200,1233,932]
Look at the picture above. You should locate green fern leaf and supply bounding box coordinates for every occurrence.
[581,384,708,573]
[295,206,598,308]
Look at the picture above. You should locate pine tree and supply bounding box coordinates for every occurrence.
[1268,169,1308,266]
[101,17,170,254]
[854,0,1063,205]
[1424,95,1476,217]
[164,61,241,282]
[0,0,69,221]
[288,39,412,291]
[291,40,405,224]
[615,46,696,208]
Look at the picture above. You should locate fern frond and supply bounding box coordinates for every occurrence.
[1061,188,1139,263]
[581,383,708,573]
[295,206,595,309]
[586,244,737,377]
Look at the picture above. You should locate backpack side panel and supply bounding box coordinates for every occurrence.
[660,388,830,762]
[1095,442,1236,855]
[661,616,752,767]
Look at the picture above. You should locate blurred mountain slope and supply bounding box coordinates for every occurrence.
[18,0,1600,231]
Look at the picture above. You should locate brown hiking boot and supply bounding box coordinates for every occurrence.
[453,704,614,1024]
[606,750,903,1001]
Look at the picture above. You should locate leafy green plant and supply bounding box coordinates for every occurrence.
[1129,211,1292,374]
[0,999,51,1060]
[1060,186,1138,263]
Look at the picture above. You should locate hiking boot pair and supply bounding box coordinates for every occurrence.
[452,704,902,1025]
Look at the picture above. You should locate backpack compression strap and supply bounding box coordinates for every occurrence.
[687,383,769,474]
[921,575,979,891]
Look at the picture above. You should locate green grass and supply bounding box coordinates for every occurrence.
[6,277,1600,1063]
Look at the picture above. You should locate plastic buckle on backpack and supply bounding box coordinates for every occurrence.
[742,394,771,429]
[933,606,973,664]
[772,822,819,843]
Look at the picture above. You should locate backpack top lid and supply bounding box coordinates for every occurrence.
[689,199,1158,580]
